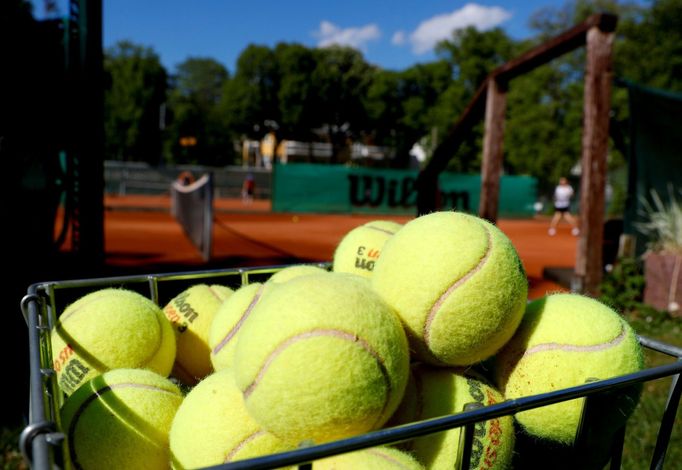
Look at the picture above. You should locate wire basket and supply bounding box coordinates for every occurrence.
[19,264,682,469]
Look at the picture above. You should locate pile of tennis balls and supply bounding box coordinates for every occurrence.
[49,210,644,470]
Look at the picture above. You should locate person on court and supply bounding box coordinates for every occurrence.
[549,177,579,236]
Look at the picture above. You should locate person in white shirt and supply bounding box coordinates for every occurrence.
[549,177,579,236]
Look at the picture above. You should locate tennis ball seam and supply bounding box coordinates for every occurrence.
[58,296,103,323]
[223,429,267,463]
[423,225,492,350]
[68,382,180,468]
[523,320,626,358]
[242,328,392,423]
[207,285,226,300]
[212,285,265,356]
[365,224,399,236]
[366,448,414,469]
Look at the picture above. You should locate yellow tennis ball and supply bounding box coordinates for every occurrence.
[163,284,233,385]
[387,365,514,470]
[371,211,527,366]
[169,370,291,468]
[314,446,424,469]
[209,268,329,373]
[233,272,410,445]
[494,293,644,445]
[333,220,402,278]
[60,368,184,470]
[209,283,266,372]
[50,288,176,396]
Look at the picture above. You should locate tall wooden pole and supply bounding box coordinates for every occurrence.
[574,26,614,296]
[479,78,507,223]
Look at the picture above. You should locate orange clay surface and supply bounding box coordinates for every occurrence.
[97,195,578,300]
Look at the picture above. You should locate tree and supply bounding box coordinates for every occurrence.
[275,43,320,140]
[165,57,233,165]
[311,46,375,162]
[436,27,517,94]
[430,27,518,173]
[104,41,167,163]
[505,65,584,195]
[364,61,452,166]
[616,0,682,92]
[364,69,402,147]
[221,45,280,138]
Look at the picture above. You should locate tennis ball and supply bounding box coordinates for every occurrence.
[209,283,266,372]
[50,288,176,396]
[371,211,527,366]
[60,368,184,470]
[233,272,410,445]
[169,369,291,469]
[387,365,514,470]
[494,293,644,445]
[163,284,233,385]
[333,220,402,278]
[314,446,424,469]
[209,268,329,372]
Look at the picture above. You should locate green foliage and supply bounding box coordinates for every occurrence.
[597,251,681,469]
[436,27,516,93]
[617,0,682,92]
[221,44,280,137]
[104,41,167,163]
[599,257,648,313]
[505,63,584,194]
[275,43,319,139]
[431,27,518,173]
[365,61,451,165]
[635,186,682,254]
[165,57,233,165]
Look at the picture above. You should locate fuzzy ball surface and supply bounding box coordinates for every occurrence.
[333,220,402,278]
[233,272,410,445]
[60,368,183,470]
[387,365,515,470]
[494,293,644,445]
[372,211,527,366]
[169,370,290,468]
[50,288,176,395]
[163,284,233,384]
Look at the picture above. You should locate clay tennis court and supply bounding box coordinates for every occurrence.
[100,195,576,300]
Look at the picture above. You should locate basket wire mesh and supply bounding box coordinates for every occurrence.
[19,264,682,470]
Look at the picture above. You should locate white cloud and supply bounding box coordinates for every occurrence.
[392,31,406,46]
[406,3,512,55]
[314,20,381,51]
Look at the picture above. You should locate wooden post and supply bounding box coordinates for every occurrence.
[574,26,614,296]
[479,78,507,223]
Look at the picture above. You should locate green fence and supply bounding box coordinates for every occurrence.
[272,163,537,217]
[622,81,682,256]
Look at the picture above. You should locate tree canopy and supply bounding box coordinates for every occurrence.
[99,0,681,197]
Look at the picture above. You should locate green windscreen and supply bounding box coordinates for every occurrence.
[272,163,537,216]
[623,82,682,255]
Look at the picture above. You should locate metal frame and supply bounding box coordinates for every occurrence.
[19,265,682,469]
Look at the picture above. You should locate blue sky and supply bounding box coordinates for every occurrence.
[33,1,573,73]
